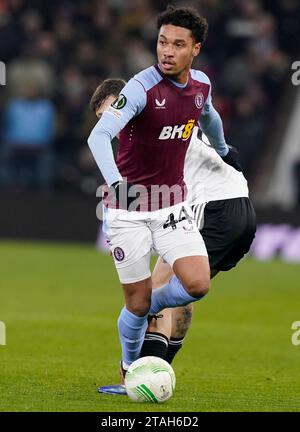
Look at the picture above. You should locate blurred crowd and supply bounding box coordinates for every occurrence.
[0,0,299,194]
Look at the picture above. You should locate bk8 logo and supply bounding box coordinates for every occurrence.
[159,119,195,141]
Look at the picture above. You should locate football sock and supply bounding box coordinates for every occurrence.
[166,337,184,364]
[140,332,169,360]
[117,307,148,367]
[150,275,204,315]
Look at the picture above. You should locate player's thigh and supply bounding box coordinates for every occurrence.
[200,198,252,271]
[152,256,174,288]
[152,203,208,267]
[218,215,256,271]
[104,209,153,283]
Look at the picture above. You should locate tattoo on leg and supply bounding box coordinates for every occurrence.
[174,306,193,339]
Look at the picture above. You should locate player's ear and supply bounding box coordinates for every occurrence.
[193,43,201,57]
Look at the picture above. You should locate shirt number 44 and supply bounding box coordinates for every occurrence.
[163,206,193,230]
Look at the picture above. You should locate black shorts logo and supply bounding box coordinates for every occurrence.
[114,247,125,261]
[111,94,127,110]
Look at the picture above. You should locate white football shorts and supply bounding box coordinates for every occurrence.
[102,202,207,284]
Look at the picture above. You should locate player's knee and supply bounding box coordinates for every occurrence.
[185,275,210,298]
[126,299,151,317]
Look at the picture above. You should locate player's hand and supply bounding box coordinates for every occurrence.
[221,146,243,172]
[111,180,138,211]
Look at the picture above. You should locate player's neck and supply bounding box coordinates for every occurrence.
[172,69,189,85]
[157,64,189,87]
[172,75,189,86]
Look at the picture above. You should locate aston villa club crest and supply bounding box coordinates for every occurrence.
[195,92,204,109]
[114,247,125,261]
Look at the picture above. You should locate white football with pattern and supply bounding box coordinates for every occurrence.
[124,356,176,403]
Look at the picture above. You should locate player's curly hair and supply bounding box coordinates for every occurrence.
[157,5,208,45]
[89,78,126,112]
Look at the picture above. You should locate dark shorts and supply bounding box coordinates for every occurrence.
[193,197,256,271]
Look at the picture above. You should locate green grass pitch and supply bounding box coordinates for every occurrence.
[0,241,299,412]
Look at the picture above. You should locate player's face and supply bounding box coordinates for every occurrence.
[157,24,201,84]
[96,95,116,119]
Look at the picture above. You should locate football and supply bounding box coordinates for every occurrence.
[124,356,176,403]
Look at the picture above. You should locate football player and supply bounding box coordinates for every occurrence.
[88,78,256,395]
[88,6,236,379]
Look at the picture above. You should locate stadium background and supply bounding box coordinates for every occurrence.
[0,0,300,412]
